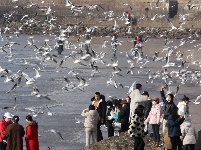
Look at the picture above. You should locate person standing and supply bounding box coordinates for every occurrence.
[91,92,107,142]
[81,105,100,149]
[0,112,13,150]
[134,35,143,54]
[180,119,196,150]
[168,107,184,150]
[142,91,152,119]
[128,105,147,150]
[163,123,172,150]
[145,97,161,147]
[25,115,39,150]
[129,83,148,118]
[177,95,190,120]
[5,116,25,150]
[106,101,114,137]
[160,86,177,132]
[118,100,130,132]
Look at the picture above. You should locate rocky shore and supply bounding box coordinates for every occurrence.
[80,132,164,150]
[1,18,201,40]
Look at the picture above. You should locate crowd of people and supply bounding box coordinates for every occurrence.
[81,84,197,150]
[0,113,39,150]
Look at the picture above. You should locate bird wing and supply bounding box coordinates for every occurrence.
[6,83,18,93]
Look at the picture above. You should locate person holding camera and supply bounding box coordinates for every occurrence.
[0,112,13,150]
[81,105,100,149]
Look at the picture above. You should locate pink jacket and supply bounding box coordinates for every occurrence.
[145,104,161,124]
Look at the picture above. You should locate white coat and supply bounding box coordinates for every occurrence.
[129,89,147,115]
[177,101,189,119]
[180,121,196,145]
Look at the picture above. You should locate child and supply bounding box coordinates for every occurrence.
[81,105,100,149]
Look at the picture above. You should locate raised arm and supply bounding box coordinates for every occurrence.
[81,109,89,117]
[134,90,148,103]
[160,86,166,103]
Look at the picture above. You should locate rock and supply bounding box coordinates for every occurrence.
[81,132,164,150]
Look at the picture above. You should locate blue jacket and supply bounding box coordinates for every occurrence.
[168,115,184,137]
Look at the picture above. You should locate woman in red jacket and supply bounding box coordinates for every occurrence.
[25,115,39,150]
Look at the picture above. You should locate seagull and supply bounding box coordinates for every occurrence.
[31,86,40,96]
[192,95,201,104]
[165,18,177,31]
[32,111,44,119]
[162,55,176,68]
[24,36,38,49]
[2,97,17,110]
[6,83,18,93]
[123,3,132,10]
[1,74,15,83]
[76,75,89,91]
[65,0,73,7]
[75,117,84,123]
[90,63,99,77]
[62,76,76,91]
[48,129,64,140]
[112,66,123,77]
[106,56,118,67]
[126,81,136,95]
[33,68,41,79]
[106,75,118,88]
[102,40,108,48]
[113,20,119,30]
[174,85,180,97]
[41,52,57,64]
[22,72,35,85]
[151,14,158,20]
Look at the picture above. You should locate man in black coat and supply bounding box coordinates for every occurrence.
[118,100,130,132]
[160,86,177,132]
[91,92,107,142]
[142,91,152,133]
[142,91,152,119]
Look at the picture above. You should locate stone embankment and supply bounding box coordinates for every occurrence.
[0,0,200,38]
[80,132,164,150]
